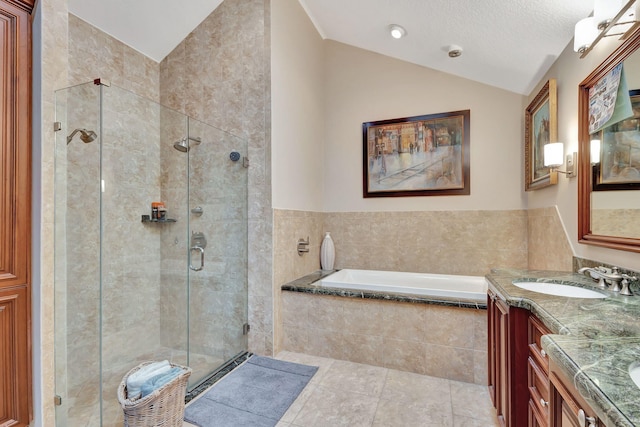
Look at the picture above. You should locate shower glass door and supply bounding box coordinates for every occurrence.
[54,81,248,427]
[185,118,248,388]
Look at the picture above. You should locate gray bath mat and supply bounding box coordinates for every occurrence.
[184,355,318,427]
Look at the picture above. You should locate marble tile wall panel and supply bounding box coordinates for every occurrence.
[273,209,324,354]
[323,210,529,276]
[281,291,488,385]
[527,207,573,271]
[592,209,640,238]
[160,0,271,355]
[68,14,159,101]
[58,19,164,424]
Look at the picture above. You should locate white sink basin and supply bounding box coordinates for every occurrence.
[512,281,607,299]
[629,362,640,389]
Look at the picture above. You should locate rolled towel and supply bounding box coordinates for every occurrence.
[126,360,171,400]
[140,367,184,398]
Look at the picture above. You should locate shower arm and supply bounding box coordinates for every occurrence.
[66,129,81,144]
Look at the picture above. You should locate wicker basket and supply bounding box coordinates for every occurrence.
[117,361,192,427]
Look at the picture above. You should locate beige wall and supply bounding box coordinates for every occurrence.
[321,41,526,213]
[271,0,325,211]
[525,37,640,271]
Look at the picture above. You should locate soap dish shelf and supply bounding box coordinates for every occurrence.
[141,216,177,223]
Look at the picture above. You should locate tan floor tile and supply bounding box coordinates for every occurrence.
[450,380,496,422]
[291,385,379,427]
[453,414,500,426]
[319,359,388,397]
[381,368,451,402]
[372,397,453,426]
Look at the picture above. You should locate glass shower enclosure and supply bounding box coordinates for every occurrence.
[53,80,248,426]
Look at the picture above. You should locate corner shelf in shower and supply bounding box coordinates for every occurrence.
[141,216,177,223]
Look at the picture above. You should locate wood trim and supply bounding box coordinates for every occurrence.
[0,0,31,287]
[0,0,32,424]
[578,28,640,253]
[4,0,33,14]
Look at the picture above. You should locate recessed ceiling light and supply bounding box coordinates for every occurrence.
[389,24,407,39]
[448,44,463,58]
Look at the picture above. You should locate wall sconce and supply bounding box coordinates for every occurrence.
[590,139,601,164]
[544,142,578,184]
[574,0,640,57]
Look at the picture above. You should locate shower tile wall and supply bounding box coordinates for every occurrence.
[159,0,272,355]
[60,16,163,425]
[68,14,160,101]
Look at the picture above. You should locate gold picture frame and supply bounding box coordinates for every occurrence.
[525,79,558,191]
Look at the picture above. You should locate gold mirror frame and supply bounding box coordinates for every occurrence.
[578,28,640,253]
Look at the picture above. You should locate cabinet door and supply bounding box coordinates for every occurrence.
[550,360,600,427]
[496,298,509,426]
[488,290,510,427]
[0,1,33,426]
[0,286,30,426]
[488,293,497,404]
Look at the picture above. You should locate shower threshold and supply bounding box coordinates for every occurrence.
[185,351,252,403]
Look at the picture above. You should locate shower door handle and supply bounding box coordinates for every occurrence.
[189,246,204,271]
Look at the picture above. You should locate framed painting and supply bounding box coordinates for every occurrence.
[525,79,557,191]
[362,110,470,198]
[592,89,640,191]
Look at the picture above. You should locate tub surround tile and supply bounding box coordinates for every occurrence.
[487,268,640,427]
[281,271,488,385]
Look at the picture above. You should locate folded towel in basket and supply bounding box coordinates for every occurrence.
[140,367,184,398]
[126,360,171,400]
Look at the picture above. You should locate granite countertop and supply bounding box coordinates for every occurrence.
[486,268,640,427]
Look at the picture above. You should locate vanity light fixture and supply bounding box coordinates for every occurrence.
[574,0,640,57]
[389,24,407,39]
[544,142,578,184]
[590,139,601,164]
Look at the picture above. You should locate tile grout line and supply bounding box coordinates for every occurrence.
[369,367,390,426]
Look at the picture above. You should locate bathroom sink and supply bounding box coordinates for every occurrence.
[512,281,607,299]
[629,362,640,389]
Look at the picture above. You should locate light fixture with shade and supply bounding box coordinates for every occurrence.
[574,17,599,53]
[574,0,640,57]
[388,24,407,39]
[543,142,577,184]
[591,139,601,164]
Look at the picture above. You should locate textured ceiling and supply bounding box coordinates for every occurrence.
[69,0,595,95]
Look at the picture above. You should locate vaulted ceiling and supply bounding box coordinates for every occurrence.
[69,0,595,95]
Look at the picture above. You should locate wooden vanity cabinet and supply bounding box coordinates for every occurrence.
[0,0,34,425]
[487,289,529,427]
[549,359,601,427]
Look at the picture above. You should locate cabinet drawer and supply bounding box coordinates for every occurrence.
[528,356,550,420]
[529,315,550,372]
[529,398,548,427]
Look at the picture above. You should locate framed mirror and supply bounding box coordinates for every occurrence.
[578,28,640,253]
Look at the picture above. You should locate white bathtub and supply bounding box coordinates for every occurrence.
[318,269,487,302]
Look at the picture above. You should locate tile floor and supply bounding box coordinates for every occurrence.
[184,351,499,427]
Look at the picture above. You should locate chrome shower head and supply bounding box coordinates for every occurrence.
[174,138,189,152]
[173,136,202,152]
[67,128,97,145]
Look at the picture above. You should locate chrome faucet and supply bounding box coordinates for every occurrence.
[578,266,637,295]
